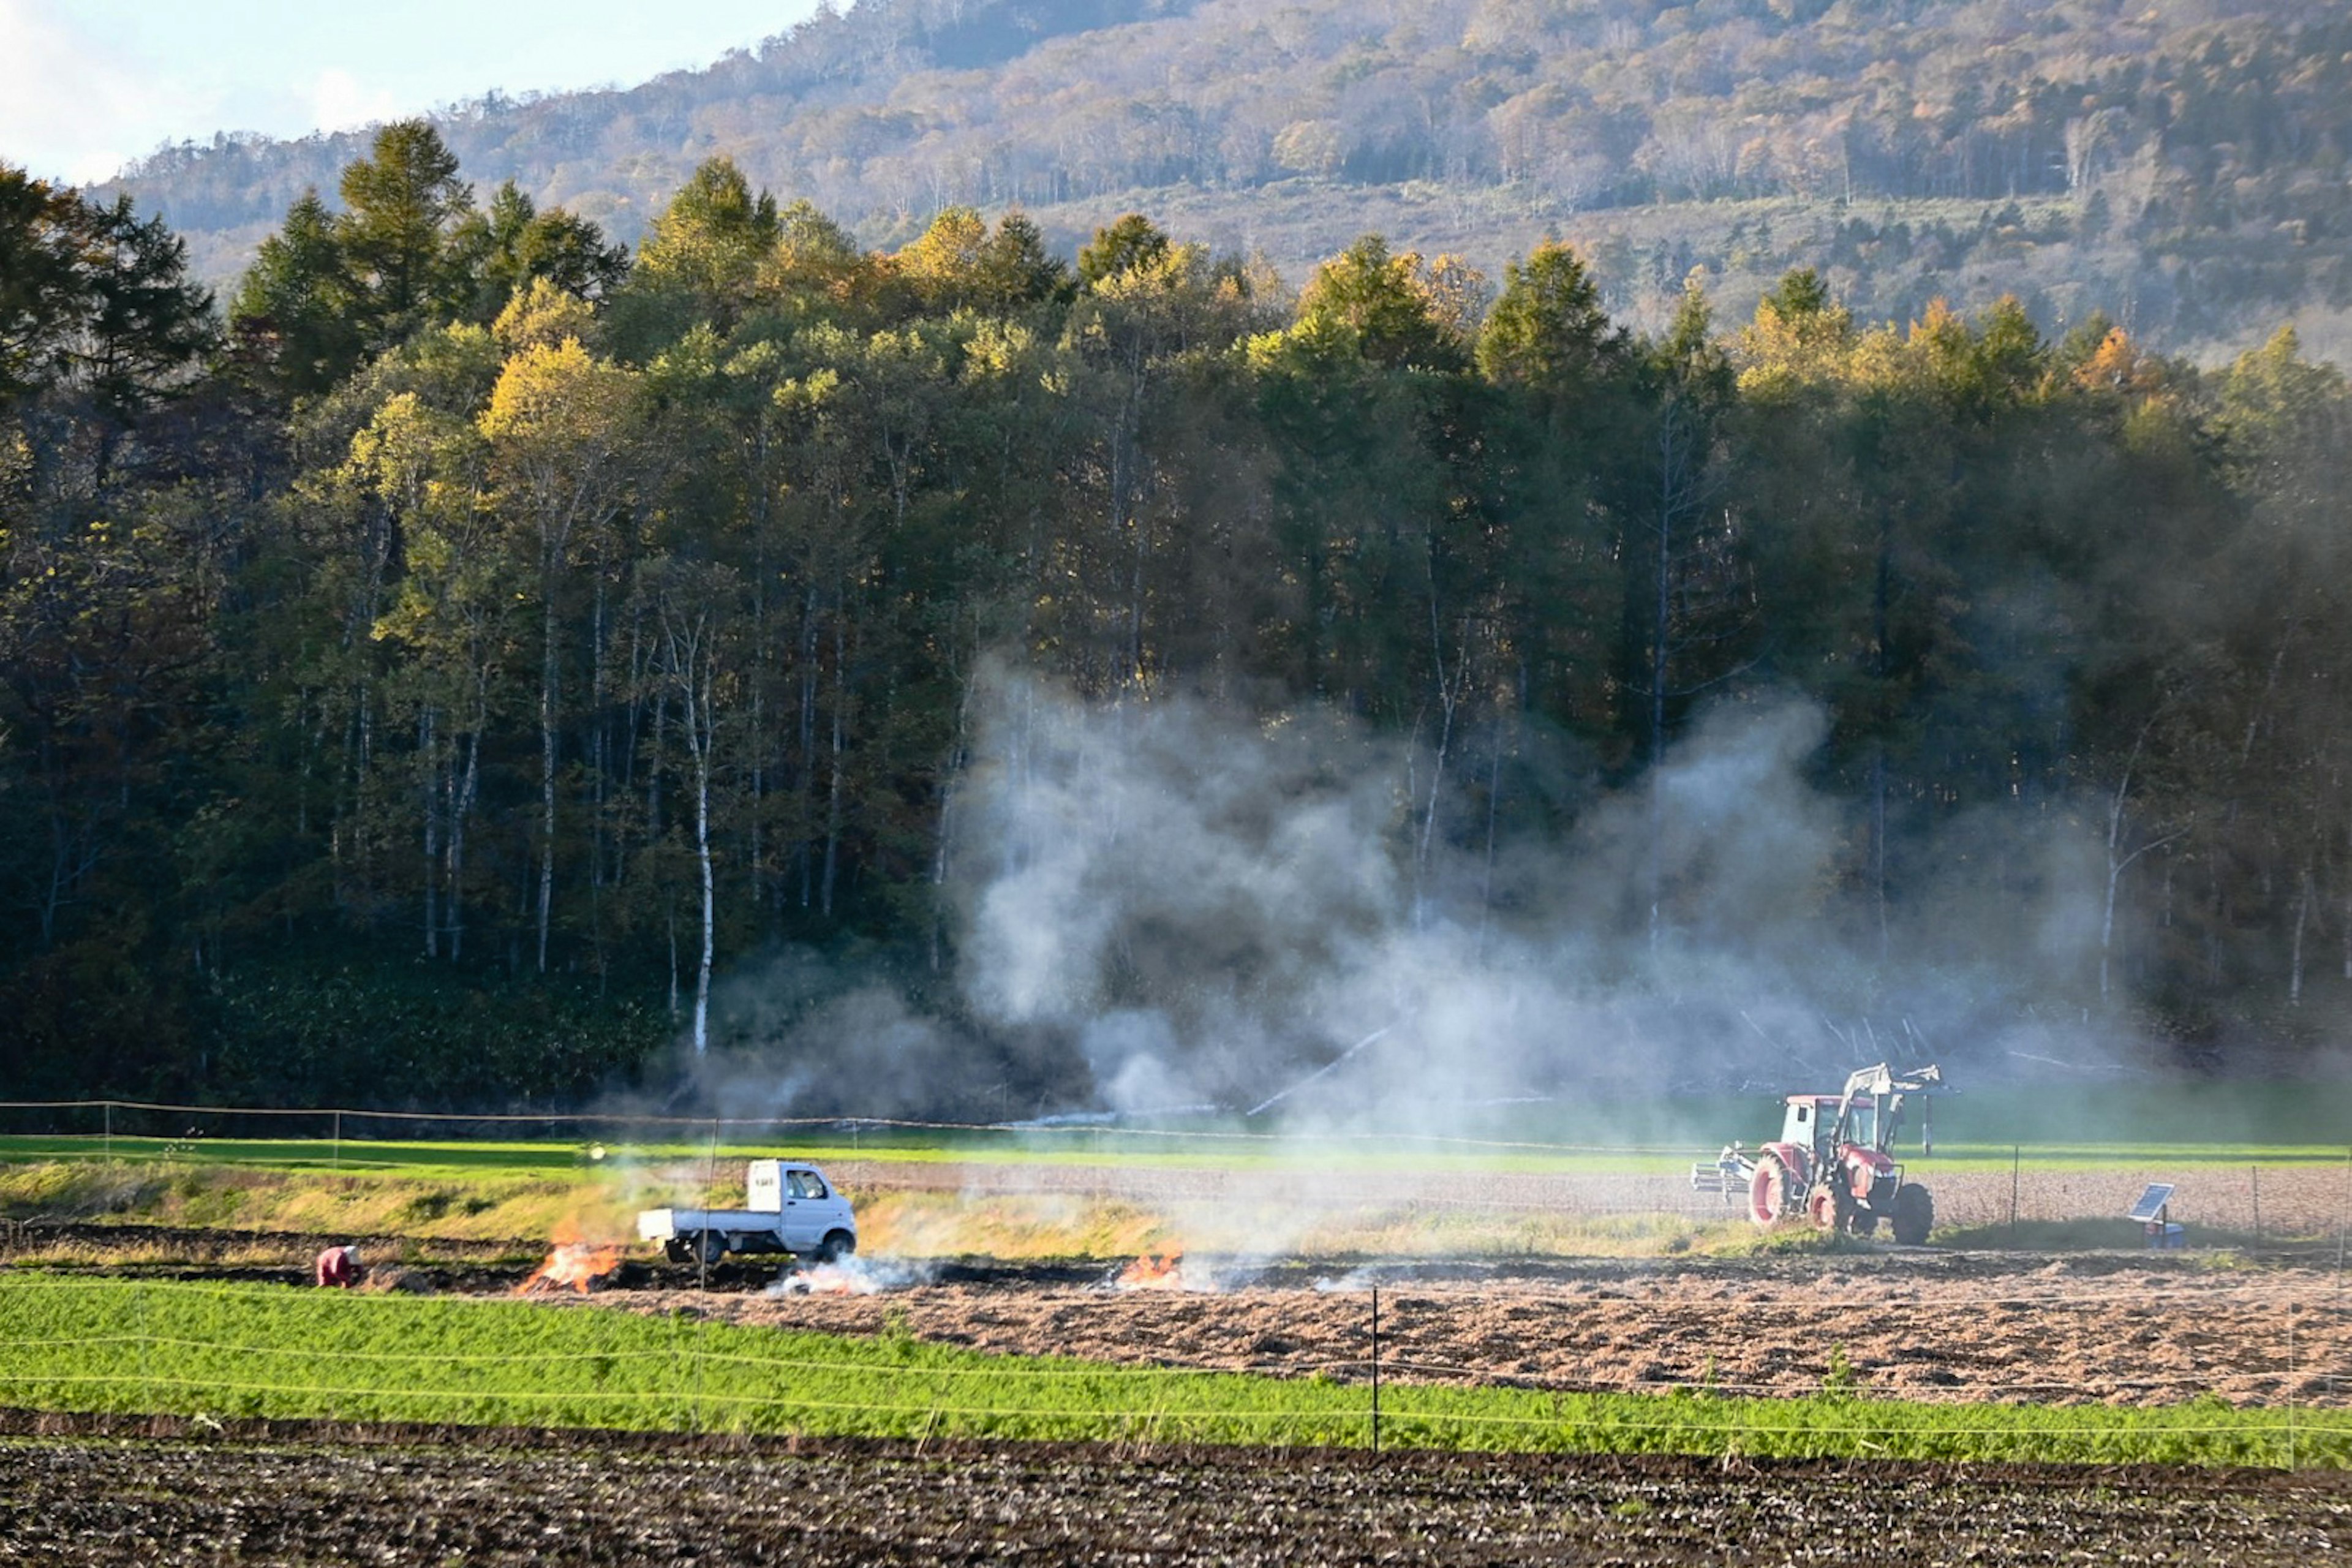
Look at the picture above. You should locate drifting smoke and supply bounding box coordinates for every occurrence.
[662,652,2125,1127]
[1312,1267,1386,1294]
[679,961,990,1120]
[768,1256,933,1295]
[941,657,2120,1124]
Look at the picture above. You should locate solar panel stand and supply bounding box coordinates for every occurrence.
[2130,1183,2184,1250]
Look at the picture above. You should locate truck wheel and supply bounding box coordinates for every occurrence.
[814,1230,856,1264]
[1891,1185,1934,1246]
[695,1231,728,1267]
[1749,1157,1792,1227]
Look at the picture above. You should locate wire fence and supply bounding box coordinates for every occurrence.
[0,1097,1697,1155]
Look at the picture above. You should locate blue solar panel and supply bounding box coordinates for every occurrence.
[2127,1183,2174,1222]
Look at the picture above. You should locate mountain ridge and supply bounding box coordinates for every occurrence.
[90,0,2352,360]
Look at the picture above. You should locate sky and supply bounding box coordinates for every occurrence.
[0,1,821,184]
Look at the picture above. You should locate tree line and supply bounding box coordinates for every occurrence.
[9,123,2352,1107]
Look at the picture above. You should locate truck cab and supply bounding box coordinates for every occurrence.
[745,1159,853,1251]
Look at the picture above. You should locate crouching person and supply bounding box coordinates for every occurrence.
[314,1244,363,1288]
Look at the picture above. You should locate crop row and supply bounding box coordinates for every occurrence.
[0,1278,2342,1468]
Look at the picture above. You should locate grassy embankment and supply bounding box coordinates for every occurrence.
[0,1277,2336,1468]
[0,1154,1758,1264]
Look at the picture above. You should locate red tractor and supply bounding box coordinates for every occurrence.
[1691,1063,1940,1245]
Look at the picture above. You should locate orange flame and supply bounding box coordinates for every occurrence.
[1115,1250,1185,1290]
[781,1262,871,1296]
[516,1220,624,1295]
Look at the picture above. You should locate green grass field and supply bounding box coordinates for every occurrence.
[0,1278,2336,1468]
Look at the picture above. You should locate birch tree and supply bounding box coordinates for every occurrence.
[639,556,741,1054]
[480,335,641,971]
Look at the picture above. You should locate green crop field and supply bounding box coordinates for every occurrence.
[0,1278,2337,1468]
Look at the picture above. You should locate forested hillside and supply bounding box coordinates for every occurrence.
[97,0,2352,363]
[9,120,2352,1115]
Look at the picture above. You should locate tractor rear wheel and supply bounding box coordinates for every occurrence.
[1891,1184,1934,1246]
[1749,1157,1793,1227]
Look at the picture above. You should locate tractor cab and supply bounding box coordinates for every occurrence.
[1781,1095,1879,1156]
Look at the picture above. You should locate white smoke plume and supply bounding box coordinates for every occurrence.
[644,650,2127,1132]
[937,655,2123,1125]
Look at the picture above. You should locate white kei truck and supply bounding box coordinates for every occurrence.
[636,1159,858,1265]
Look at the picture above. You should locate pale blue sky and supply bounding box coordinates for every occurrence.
[1,1,821,184]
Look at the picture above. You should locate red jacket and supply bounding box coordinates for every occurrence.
[314,1246,360,1287]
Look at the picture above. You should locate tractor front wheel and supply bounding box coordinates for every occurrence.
[1807,1186,1841,1232]
[1749,1157,1793,1227]
[1891,1184,1934,1246]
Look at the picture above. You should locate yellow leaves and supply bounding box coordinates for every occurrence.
[891,208,990,312]
[1272,119,1346,177]
[347,393,482,513]
[477,338,641,556]
[1419,254,1493,343]
[2075,326,2162,399]
[492,278,597,355]
[483,339,593,439]
[772,366,842,424]
[1242,326,1300,375]
[1286,235,1480,370]
[479,337,639,467]
[959,319,1037,384]
[1734,280,1855,399]
[1843,322,1914,393]
[1906,297,1970,363]
[1738,288,2054,414]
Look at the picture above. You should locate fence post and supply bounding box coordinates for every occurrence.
[1370,1285,1381,1457]
[2008,1145,2020,1245]
[699,1118,719,1294]
[2288,1305,2298,1471]
[2252,1165,2261,1244]
[332,1110,342,1172]
[2337,1147,2350,1291]
[104,1101,111,1163]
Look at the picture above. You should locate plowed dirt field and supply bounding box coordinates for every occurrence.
[624,1253,2352,1408]
[1,1419,2345,1566]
